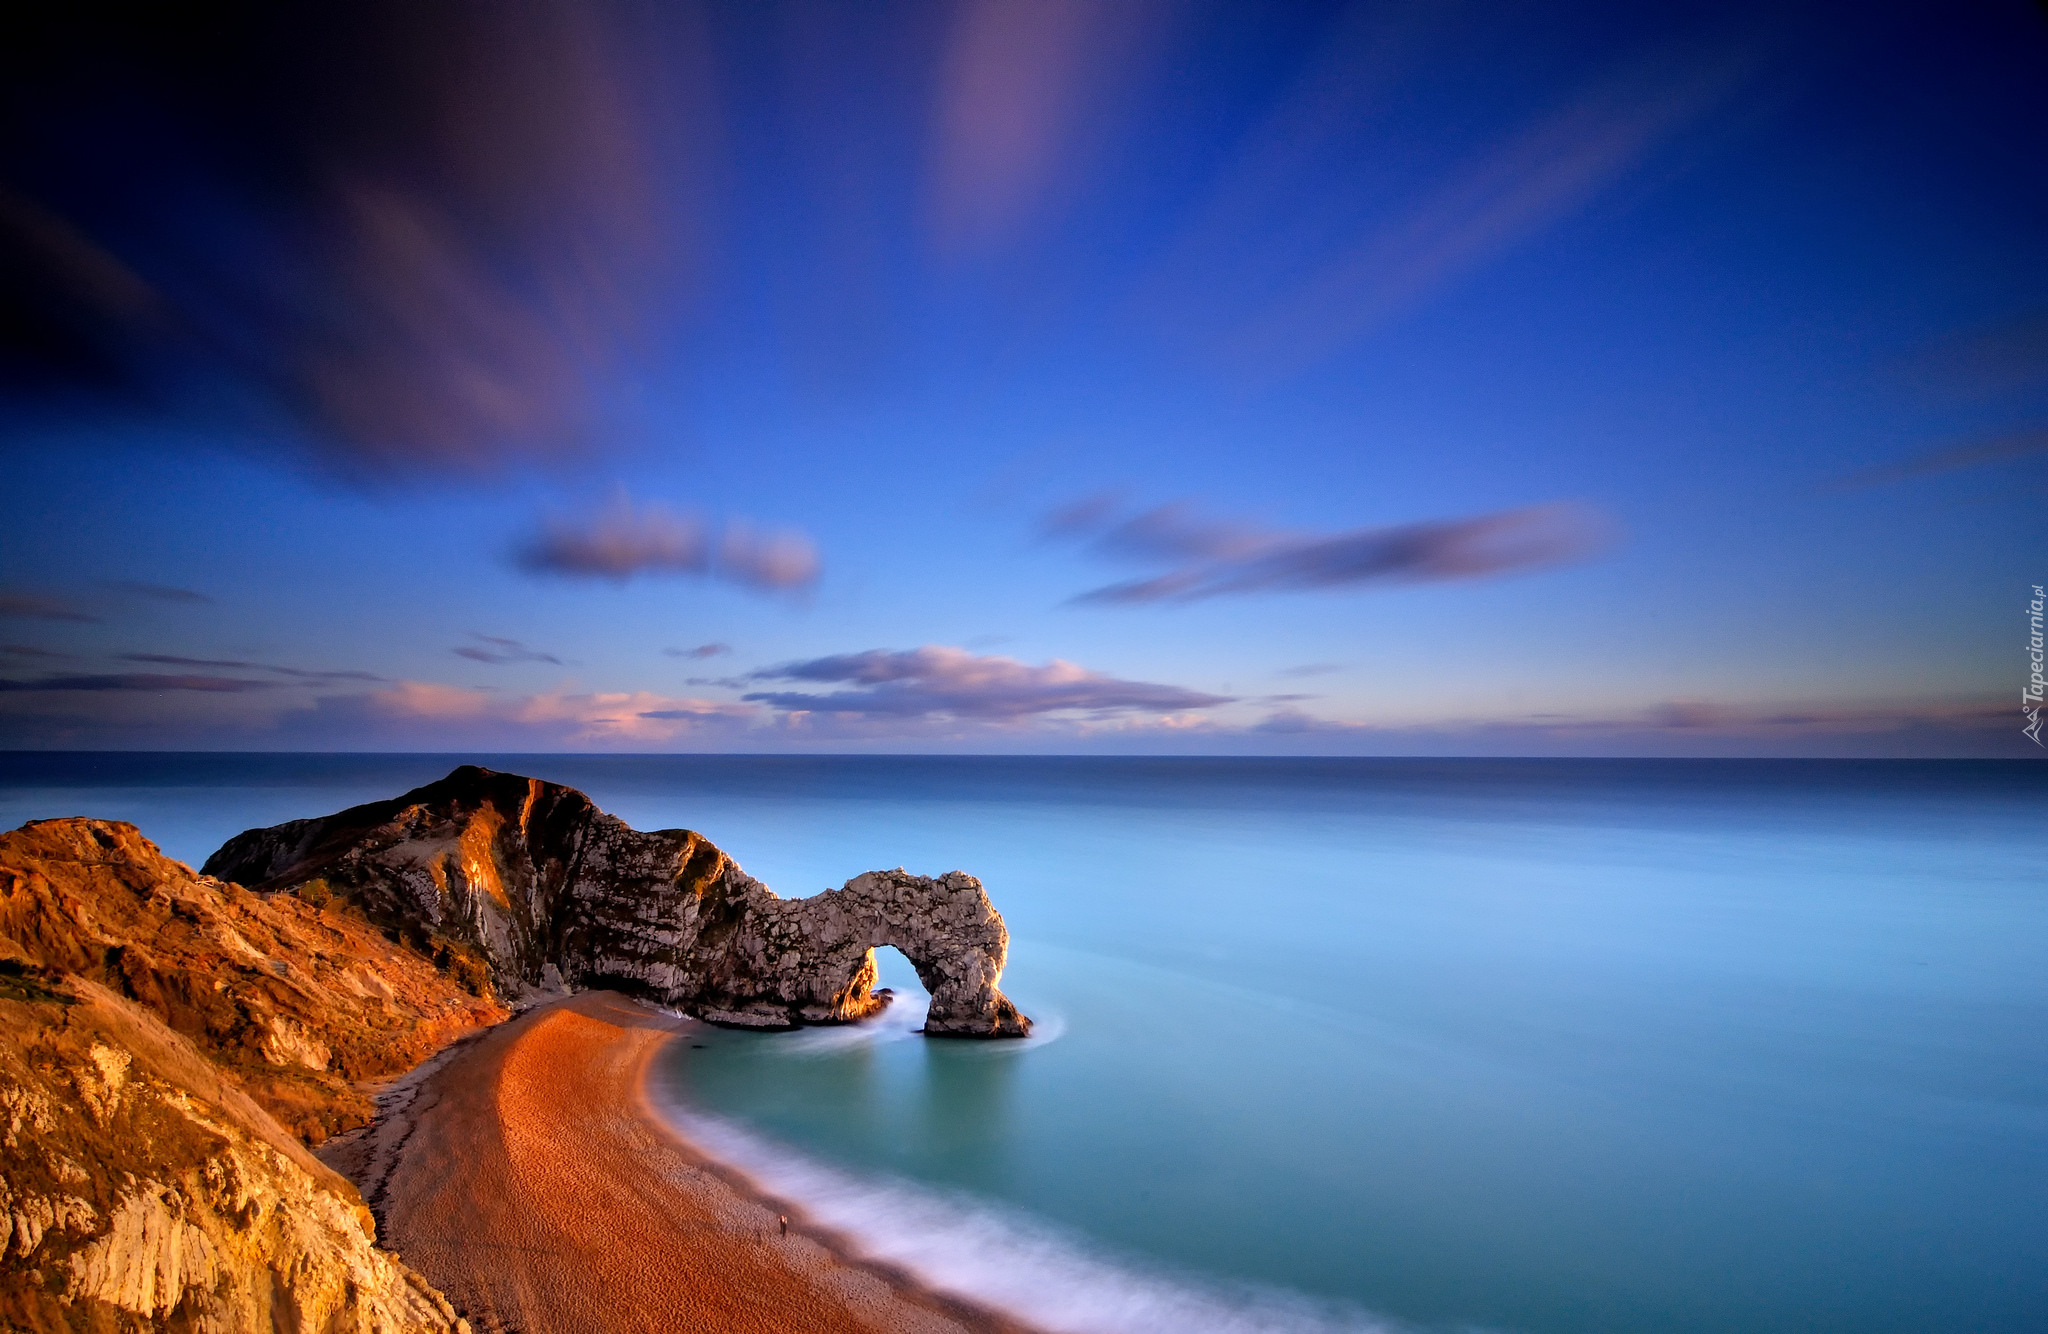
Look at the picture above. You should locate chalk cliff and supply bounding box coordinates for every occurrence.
[0,818,484,1332]
[205,766,1031,1038]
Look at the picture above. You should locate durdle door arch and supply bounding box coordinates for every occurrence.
[205,766,1033,1038]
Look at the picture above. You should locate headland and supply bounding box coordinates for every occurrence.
[1,766,1038,1332]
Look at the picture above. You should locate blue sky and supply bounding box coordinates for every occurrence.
[1,0,2043,754]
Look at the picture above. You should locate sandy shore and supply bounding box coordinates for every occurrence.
[321,991,1034,1334]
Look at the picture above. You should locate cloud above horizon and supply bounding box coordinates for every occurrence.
[454,634,564,666]
[516,496,821,593]
[118,654,385,682]
[1048,497,1608,604]
[1251,695,2018,744]
[103,581,212,605]
[0,673,277,694]
[740,645,1234,719]
[0,592,97,623]
[352,679,756,744]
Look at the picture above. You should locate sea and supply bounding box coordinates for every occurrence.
[3,753,2042,1334]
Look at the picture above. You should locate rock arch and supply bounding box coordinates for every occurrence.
[699,869,1030,1037]
[204,766,1031,1038]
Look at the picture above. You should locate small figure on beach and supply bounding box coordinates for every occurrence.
[779,1215,788,1238]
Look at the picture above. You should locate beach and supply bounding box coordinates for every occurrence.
[321,991,1031,1334]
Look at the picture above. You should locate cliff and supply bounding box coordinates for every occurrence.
[0,818,505,1143]
[0,818,486,1332]
[205,766,1030,1037]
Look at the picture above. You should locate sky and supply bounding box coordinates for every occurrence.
[1,0,2044,756]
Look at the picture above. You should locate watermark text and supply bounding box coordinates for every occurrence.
[2027,584,2044,746]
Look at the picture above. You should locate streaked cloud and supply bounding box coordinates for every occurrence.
[741,645,1233,719]
[454,634,564,666]
[0,592,96,622]
[0,673,276,694]
[1051,498,1608,604]
[1137,35,1758,381]
[103,581,212,604]
[1504,697,2021,747]
[717,523,823,592]
[927,0,1155,254]
[0,3,713,481]
[665,643,731,659]
[1252,696,2016,746]
[516,495,821,592]
[118,654,384,682]
[365,679,754,744]
[2,644,66,659]
[1835,427,2048,488]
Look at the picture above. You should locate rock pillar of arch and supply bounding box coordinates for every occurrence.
[782,869,1031,1038]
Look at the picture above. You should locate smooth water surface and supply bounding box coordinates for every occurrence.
[4,754,2043,1333]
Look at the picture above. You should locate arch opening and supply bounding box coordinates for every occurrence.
[871,944,930,1000]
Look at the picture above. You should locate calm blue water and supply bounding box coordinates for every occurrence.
[4,755,2043,1334]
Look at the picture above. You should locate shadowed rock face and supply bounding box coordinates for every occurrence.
[203,766,1031,1038]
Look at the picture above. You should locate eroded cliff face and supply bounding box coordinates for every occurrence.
[0,819,506,1143]
[1,983,468,1334]
[0,820,482,1333]
[205,766,1031,1037]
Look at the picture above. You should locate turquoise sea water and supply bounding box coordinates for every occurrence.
[4,755,2043,1334]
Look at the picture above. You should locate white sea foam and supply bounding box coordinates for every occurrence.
[764,989,1070,1056]
[652,1095,1423,1334]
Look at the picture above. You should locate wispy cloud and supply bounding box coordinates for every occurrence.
[1834,427,2048,488]
[363,679,754,743]
[1162,40,1757,381]
[515,495,821,593]
[1250,696,2018,747]
[1,644,67,659]
[453,634,564,666]
[102,581,212,604]
[0,5,714,481]
[927,0,1156,254]
[664,642,731,659]
[1050,498,1608,604]
[741,645,1232,719]
[0,592,96,623]
[117,653,383,682]
[0,673,276,693]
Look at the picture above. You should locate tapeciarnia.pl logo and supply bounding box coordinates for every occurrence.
[2026,584,2044,746]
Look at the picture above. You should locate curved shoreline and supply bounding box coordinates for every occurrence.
[320,991,1035,1334]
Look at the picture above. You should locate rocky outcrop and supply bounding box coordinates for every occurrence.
[205,766,1031,1037]
[0,820,480,1333]
[0,818,506,1143]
